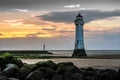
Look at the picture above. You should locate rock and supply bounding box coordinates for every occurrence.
[63,72,83,80]
[98,69,117,80]
[86,67,94,71]
[94,69,102,76]
[26,70,43,80]
[3,53,23,68]
[0,76,8,80]
[57,62,74,67]
[80,67,97,78]
[56,66,67,75]
[8,78,19,80]
[2,64,19,78]
[19,65,32,80]
[41,79,50,80]
[67,66,79,73]
[97,73,110,80]
[56,65,78,75]
[35,60,56,70]
[79,68,86,74]
[38,67,54,79]
[113,75,120,80]
[52,74,63,80]
[56,62,78,75]
[13,59,23,68]
[83,77,97,80]
[79,67,98,80]
[114,68,120,80]
[26,67,54,80]
[63,72,73,80]
[0,57,5,70]
[0,67,1,72]
[71,73,83,80]
[118,68,120,75]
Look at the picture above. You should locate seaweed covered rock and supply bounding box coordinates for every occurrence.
[38,67,55,79]
[79,67,98,80]
[98,69,117,80]
[35,60,57,70]
[0,76,8,80]
[26,67,54,80]
[2,64,20,78]
[83,67,97,77]
[56,66,67,75]
[67,65,79,73]
[113,68,120,80]
[0,52,23,69]
[26,70,43,80]
[0,57,6,70]
[62,72,83,80]
[63,72,73,80]
[0,54,120,80]
[19,65,32,80]
[71,73,83,80]
[8,78,19,80]
[52,74,63,80]
[56,62,79,75]
[57,62,74,67]
[4,55,23,68]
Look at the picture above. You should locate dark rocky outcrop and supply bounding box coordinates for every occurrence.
[97,69,117,80]
[2,64,20,78]
[0,54,120,80]
[35,60,57,70]
[19,65,32,80]
[52,74,63,80]
[25,70,43,80]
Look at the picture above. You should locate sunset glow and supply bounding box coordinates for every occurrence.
[0,12,120,39]
[0,0,120,50]
[0,13,75,38]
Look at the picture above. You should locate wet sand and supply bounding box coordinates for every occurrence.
[21,58,120,70]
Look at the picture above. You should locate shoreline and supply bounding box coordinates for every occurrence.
[21,58,120,70]
[0,54,120,80]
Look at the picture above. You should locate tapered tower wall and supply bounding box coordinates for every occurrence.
[72,13,87,57]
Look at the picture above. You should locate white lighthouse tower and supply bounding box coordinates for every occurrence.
[72,13,87,57]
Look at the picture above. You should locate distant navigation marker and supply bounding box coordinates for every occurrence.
[43,43,45,51]
[72,13,87,57]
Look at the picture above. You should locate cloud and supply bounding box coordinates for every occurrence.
[11,9,30,12]
[64,4,80,8]
[3,19,23,23]
[58,30,74,33]
[26,32,43,38]
[37,9,120,23]
[42,26,56,31]
[0,33,3,35]
[0,0,120,12]
[2,19,23,26]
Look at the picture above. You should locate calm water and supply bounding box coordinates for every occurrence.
[48,50,120,56]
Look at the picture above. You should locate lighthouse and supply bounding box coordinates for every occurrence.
[72,13,87,57]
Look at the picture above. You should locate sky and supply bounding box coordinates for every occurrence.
[0,0,120,50]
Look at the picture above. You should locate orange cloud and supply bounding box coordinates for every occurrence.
[84,17,120,38]
[0,11,120,39]
[0,17,75,38]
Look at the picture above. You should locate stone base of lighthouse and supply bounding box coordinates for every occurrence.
[72,49,87,58]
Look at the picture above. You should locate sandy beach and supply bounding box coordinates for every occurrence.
[21,58,120,70]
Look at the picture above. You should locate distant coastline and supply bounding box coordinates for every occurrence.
[0,50,120,59]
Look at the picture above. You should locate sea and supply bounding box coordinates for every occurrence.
[47,50,120,57]
[21,50,120,70]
